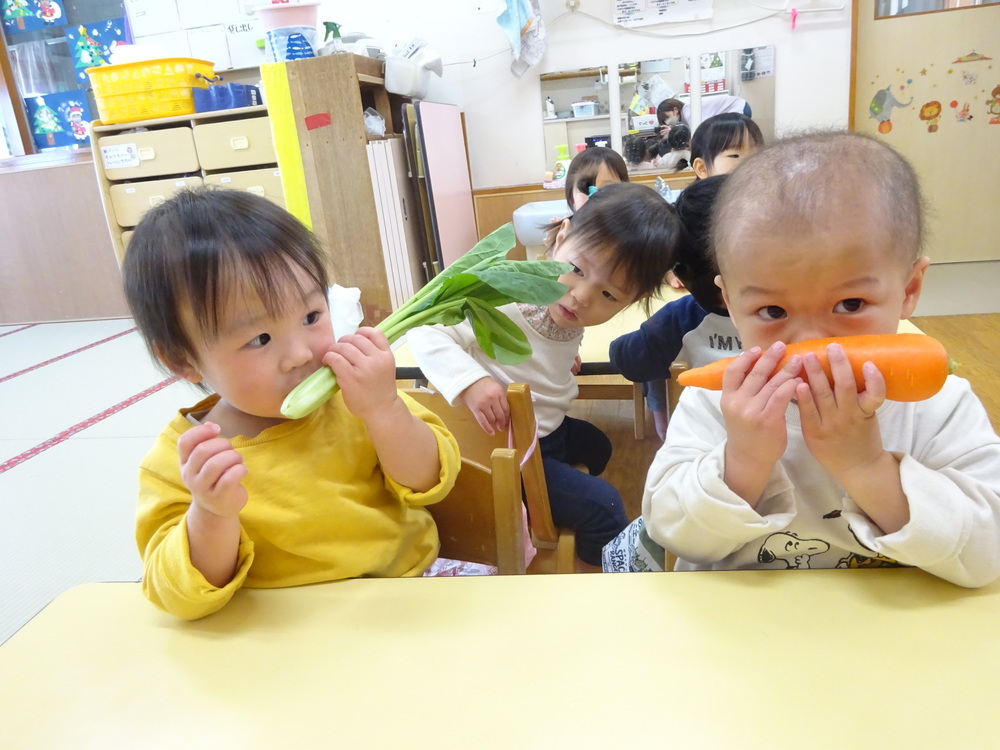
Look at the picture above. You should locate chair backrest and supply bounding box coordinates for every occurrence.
[505,384,575,573]
[667,361,689,418]
[405,386,527,574]
[405,383,575,574]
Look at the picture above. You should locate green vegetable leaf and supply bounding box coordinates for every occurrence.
[435,223,516,282]
[476,261,572,306]
[466,298,533,365]
[279,222,568,419]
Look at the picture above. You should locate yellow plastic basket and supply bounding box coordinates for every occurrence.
[85,58,215,125]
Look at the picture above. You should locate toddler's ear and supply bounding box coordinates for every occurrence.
[900,256,931,319]
[553,217,572,248]
[153,342,203,384]
[691,157,710,179]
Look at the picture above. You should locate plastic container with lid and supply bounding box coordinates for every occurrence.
[253,1,320,31]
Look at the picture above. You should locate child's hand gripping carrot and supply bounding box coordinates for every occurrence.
[794,342,890,484]
[678,334,949,402]
[719,342,804,506]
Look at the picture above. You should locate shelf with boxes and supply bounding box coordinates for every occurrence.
[91,105,279,264]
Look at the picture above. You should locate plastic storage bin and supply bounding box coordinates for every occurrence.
[571,101,598,117]
[86,58,215,125]
[254,1,319,30]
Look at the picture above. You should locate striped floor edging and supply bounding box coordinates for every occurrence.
[0,327,137,385]
[0,377,176,475]
[0,324,37,339]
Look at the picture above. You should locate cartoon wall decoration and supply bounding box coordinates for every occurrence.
[989,85,1000,125]
[919,100,943,132]
[2,0,66,33]
[865,47,996,136]
[853,5,998,266]
[65,19,126,85]
[952,101,973,123]
[23,92,91,150]
[869,84,913,134]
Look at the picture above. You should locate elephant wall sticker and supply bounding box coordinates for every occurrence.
[869,85,914,134]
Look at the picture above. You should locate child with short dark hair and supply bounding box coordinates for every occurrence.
[603,175,741,571]
[563,146,629,211]
[408,182,680,567]
[611,175,739,440]
[123,188,460,619]
[689,112,763,179]
[643,132,1000,586]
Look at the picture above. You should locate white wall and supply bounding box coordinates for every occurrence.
[319,0,852,189]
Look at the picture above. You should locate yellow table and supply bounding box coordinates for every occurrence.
[1,569,997,749]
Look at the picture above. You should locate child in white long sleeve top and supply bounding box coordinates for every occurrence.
[408,183,680,567]
[642,131,1000,587]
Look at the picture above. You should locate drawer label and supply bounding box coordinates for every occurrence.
[101,143,140,170]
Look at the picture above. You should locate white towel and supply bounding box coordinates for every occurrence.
[496,0,546,79]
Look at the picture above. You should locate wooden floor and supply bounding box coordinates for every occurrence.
[572,313,1000,521]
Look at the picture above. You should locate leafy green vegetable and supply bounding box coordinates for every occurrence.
[280,223,571,419]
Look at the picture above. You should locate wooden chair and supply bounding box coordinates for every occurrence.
[507,384,576,574]
[405,383,575,575]
[666,361,689,419]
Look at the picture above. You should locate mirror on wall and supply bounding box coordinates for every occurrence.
[540,66,613,181]
[539,48,776,179]
[876,0,998,18]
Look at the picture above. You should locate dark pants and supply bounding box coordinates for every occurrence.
[539,416,628,566]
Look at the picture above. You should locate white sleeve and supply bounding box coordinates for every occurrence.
[405,323,492,406]
[841,377,1000,588]
[642,387,797,564]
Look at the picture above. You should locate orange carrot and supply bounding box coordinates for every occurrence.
[676,333,950,402]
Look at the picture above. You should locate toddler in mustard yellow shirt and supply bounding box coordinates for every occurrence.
[123,188,460,619]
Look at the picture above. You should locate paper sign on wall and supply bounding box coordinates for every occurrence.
[614,0,713,28]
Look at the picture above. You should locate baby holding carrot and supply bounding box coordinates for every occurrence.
[641,131,1000,586]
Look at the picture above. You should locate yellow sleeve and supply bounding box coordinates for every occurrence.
[382,391,461,507]
[135,441,255,620]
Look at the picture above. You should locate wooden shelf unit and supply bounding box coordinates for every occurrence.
[91,105,278,264]
[264,53,417,324]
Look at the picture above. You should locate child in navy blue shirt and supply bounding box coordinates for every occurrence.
[611,175,741,441]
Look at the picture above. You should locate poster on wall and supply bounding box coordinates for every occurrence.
[614,0,713,28]
[24,92,91,150]
[3,0,68,34]
[864,47,996,135]
[65,18,126,85]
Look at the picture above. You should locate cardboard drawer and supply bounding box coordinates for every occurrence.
[110,176,204,227]
[193,116,276,170]
[97,128,199,180]
[204,167,284,207]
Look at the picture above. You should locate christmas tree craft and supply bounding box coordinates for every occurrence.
[32,97,64,146]
[72,25,105,67]
[3,0,32,31]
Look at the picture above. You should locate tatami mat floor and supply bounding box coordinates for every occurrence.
[0,319,203,644]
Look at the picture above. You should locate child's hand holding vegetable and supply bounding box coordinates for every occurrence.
[322,327,398,424]
[720,342,804,506]
[795,342,887,479]
[794,343,910,534]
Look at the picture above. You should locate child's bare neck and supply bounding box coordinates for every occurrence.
[204,399,286,440]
